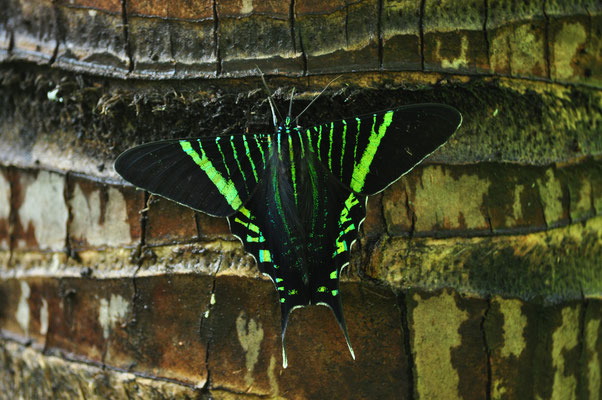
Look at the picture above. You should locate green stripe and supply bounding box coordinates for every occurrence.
[238,206,252,218]
[353,117,361,164]
[230,136,249,192]
[351,111,394,192]
[243,135,259,182]
[215,137,231,178]
[179,140,242,210]
[317,125,323,160]
[340,120,347,177]
[254,135,266,166]
[306,129,314,152]
[328,122,334,171]
[297,129,305,157]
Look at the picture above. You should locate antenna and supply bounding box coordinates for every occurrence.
[293,75,342,125]
[288,87,295,120]
[257,66,282,127]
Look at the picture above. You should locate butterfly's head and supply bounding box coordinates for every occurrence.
[276,116,293,135]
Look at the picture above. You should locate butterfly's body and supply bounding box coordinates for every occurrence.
[115,101,462,367]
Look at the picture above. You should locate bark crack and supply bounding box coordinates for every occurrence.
[578,286,589,400]
[7,167,16,267]
[298,28,308,76]
[398,290,415,400]
[404,185,416,239]
[49,0,60,65]
[289,0,297,53]
[63,172,75,261]
[482,0,491,68]
[536,183,549,229]
[481,296,492,400]
[564,182,573,225]
[377,0,383,69]
[542,0,551,80]
[201,255,221,391]
[7,30,14,53]
[123,191,149,369]
[120,0,134,73]
[194,213,202,241]
[2,335,209,391]
[212,0,222,76]
[419,0,426,71]
[345,5,350,48]
[485,205,494,234]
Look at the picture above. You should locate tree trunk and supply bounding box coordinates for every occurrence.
[0,0,601,399]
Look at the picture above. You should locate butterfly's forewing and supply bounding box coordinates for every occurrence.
[307,103,462,195]
[114,134,271,217]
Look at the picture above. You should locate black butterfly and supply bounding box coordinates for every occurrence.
[114,89,462,367]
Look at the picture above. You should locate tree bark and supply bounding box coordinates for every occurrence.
[0,0,601,399]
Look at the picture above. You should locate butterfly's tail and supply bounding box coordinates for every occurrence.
[279,293,309,368]
[312,278,355,361]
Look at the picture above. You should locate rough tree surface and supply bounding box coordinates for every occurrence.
[0,0,601,399]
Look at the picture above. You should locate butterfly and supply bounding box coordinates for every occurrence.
[114,88,462,368]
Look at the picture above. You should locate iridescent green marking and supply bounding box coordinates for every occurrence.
[234,207,265,242]
[278,286,284,291]
[259,249,272,262]
[334,235,348,256]
[317,286,328,293]
[275,278,283,283]
[246,234,265,243]
[333,194,360,257]
[215,137,231,178]
[280,298,286,303]
[230,136,249,192]
[179,140,242,210]
[328,122,334,171]
[233,217,256,233]
[296,129,305,157]
[243,135,259,182]
[339,193,359,225]
[306,128,315,152]
[340,119,347,177]
[254,135,266,166]
[330,270,337,279]
[331,290,338,296]
[277,132,282,157]
[351,111,394,192]
[238,206,252,218]
[317,125,323,160]
[354,117,361,163]
[288,289,298,295]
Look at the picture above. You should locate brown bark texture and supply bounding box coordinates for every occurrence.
[0,0,601,399]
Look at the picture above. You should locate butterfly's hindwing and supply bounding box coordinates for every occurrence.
[308,103,462,195]
[228,172,311,369]
[114,134,271,217]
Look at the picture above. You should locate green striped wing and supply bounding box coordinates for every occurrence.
[114,134,271,217]
[307,103,462,195]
